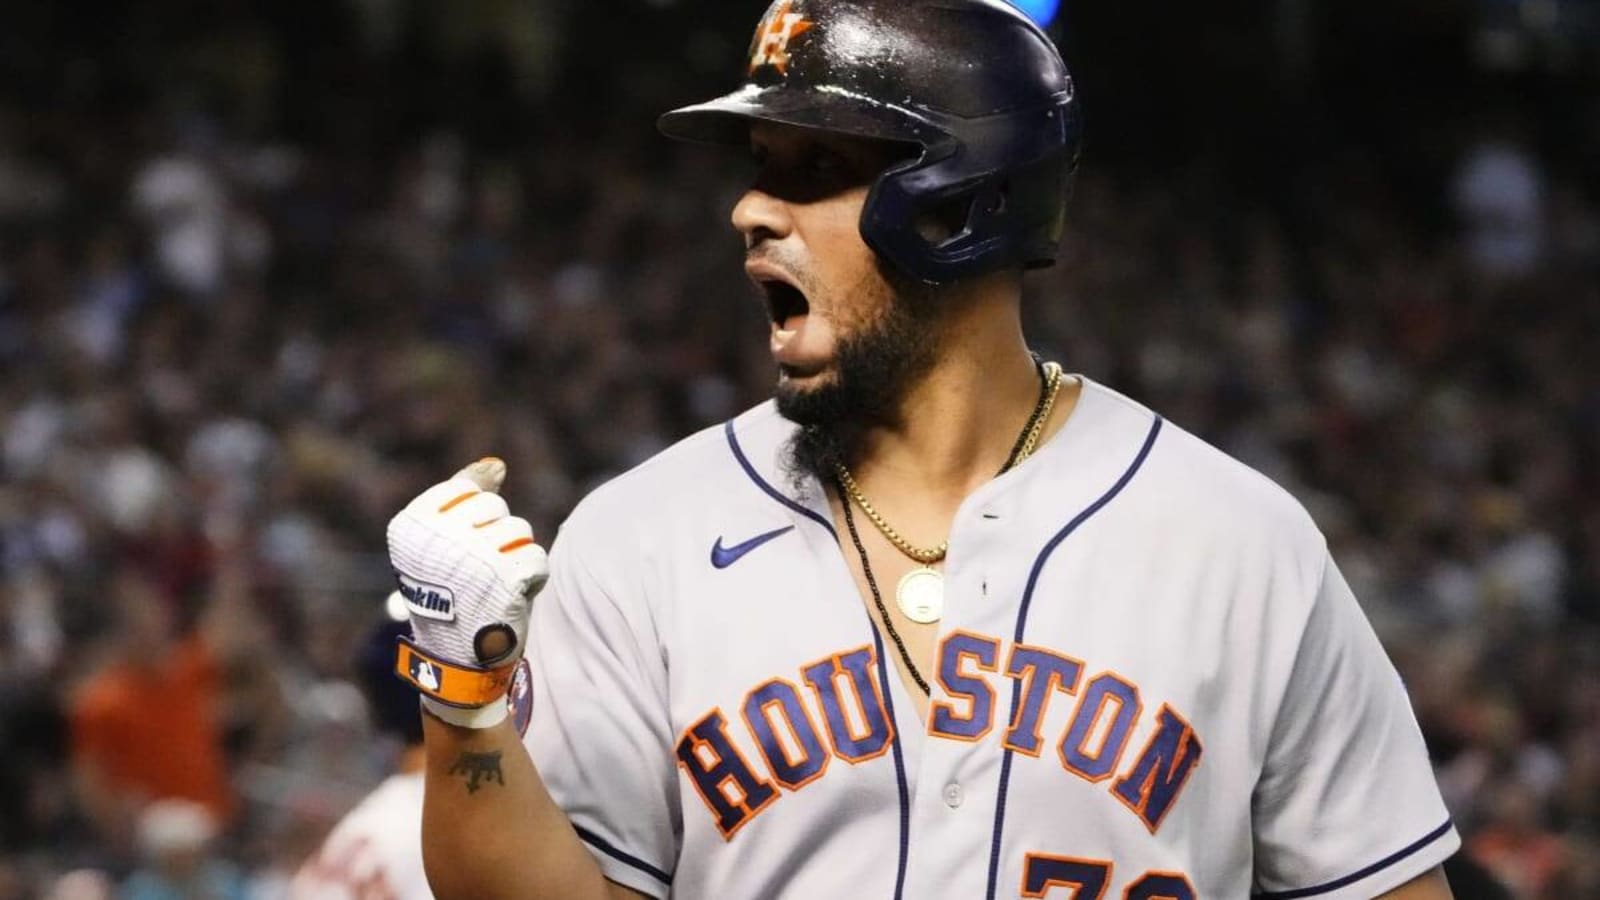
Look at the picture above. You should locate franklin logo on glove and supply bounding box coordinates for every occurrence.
[396,572,456,621]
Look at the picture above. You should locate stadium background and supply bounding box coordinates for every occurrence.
[1,0,1597,896]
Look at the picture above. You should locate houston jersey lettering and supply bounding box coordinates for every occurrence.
[523,379,1458,899]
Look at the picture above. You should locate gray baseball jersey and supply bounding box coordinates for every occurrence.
[523,377,1458,899]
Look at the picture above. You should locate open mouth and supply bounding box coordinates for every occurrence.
[758,278,811,331]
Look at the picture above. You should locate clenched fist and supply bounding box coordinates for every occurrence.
[386,458,549,728]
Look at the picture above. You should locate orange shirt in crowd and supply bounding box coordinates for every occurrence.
[69,635,232,822]
[1469,829,1567,899]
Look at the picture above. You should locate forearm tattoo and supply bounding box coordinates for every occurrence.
[448,751,506,794]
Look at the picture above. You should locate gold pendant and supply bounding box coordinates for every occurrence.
[896,567,944,624]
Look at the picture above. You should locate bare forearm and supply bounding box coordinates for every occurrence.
[420,710,620,900]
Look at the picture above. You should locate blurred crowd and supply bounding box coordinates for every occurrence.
[1,3,1599,899]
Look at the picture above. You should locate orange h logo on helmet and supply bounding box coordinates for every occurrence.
[749,0,813,75]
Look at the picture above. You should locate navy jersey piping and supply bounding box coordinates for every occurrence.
[574,824,673,887]
[724,416,908,899]
[984,416,1164,900]
[869,627,913,900]
[1251,818,1455,899]
[724,419,837,540]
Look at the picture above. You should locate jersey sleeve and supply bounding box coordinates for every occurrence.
[1250,553,1459,898]
[524,517,678,899]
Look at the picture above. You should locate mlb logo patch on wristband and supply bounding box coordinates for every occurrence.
[395,638,516,708]
[409,656,443,692]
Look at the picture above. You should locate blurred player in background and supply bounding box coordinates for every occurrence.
[288,610,433,900]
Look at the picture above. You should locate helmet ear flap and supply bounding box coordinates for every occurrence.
[856,94,1078,285]
[913,191,979,248]
[966,180,1011,230]
[862,156,1033,284]
[911,180,1008,252]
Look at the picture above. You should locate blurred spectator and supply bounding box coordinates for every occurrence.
[0,861,24,900]
[119,800,247,900]
[44,869,114,900]
[1467,781,1568,897]
[130,130,231,299]
[1452,128,1546,279]
[68,567,234,857]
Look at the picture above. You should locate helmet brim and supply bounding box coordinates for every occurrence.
[658,84,944,148]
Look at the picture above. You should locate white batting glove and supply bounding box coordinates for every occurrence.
[386,457,549,728]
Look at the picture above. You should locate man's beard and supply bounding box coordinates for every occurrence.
[777,265,943,491]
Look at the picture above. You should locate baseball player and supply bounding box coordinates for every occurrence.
[384,1,1460,898]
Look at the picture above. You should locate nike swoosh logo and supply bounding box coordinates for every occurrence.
[711,526,795,569]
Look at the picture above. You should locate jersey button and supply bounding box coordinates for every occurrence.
[943,782,964,808]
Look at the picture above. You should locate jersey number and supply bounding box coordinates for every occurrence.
[1022,853,1194,899]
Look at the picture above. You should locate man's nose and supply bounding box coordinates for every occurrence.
[732,188,794,249]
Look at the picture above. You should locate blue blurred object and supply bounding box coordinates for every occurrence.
[361,614,424,745]
[1005,0,1060,28]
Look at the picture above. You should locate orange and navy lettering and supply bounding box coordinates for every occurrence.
[1059,672,1142,782]
[740,677,830,790]
[929,631,1000,741]
[1111,705,1205,833]
[677,645,897,838]
[1003,644,1085,756]
[1019,857,1196,900]
[1020,854,1114,899]
[674,708,779,839]
[801,647,895,762]
[1123,871,1196,899]
[675,635,1202,838]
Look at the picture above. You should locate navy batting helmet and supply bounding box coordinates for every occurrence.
[361,616,424,745]
[659,0,1081,284]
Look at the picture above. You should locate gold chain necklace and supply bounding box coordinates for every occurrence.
[834,465,949,564]
[836,361,1063,627]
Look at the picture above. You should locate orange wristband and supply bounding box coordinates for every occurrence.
[395,637,518,708]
